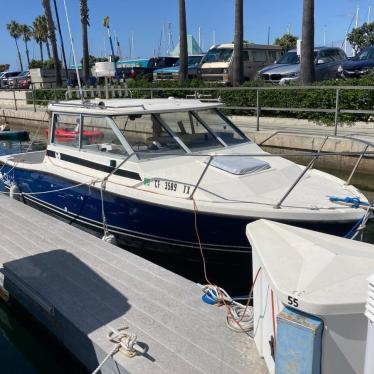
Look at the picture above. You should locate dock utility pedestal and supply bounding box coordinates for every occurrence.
[246,219,374,374]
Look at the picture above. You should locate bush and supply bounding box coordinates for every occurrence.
[32,88,67,106]
[30,75,374,125]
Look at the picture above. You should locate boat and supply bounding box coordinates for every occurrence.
[0,98,369,260]
[0,130,29,142]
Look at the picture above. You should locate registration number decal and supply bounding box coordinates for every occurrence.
[147,179,191,195]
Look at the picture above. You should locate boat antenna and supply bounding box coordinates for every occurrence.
[62,0,83,102]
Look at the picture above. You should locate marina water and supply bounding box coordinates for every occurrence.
[0,139,373,372]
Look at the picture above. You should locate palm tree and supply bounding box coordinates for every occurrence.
[20,24,33,68]
[232,0,244,86]
[42,0,62,86]
[40,15,51,59]
[80,0,90,84]
[33,16,45,62]
[300,0,315,84]
[178,0,188,84]
[6,20,23,71]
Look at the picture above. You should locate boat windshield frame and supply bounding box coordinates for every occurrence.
[110,108,250,160]
[49,108,251,161]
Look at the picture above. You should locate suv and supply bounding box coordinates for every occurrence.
[338,46,374,78]
[0,71,21,88]
[257,47,347,84]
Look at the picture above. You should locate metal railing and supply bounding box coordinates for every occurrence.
[1,83,374,136]
[129,146,374,210]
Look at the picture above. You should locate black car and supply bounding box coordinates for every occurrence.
[338,46,374,78]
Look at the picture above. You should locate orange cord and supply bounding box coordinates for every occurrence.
[192,196,263,332]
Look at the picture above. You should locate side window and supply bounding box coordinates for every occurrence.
[242,51,250,61]
[252,50,267,62]
[81,116,128,156]
[52,113,81,147]
[330,50,342,61]
[317,50,333,63]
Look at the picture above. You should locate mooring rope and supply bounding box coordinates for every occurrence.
[91,327,146,374]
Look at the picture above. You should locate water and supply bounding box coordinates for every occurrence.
[0,138,373,372]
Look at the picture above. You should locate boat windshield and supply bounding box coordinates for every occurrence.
[202,48,233,63]
[112,114,186,159]
[111,109,249,159]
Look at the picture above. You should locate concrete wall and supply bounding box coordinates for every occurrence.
[0,108,372,175]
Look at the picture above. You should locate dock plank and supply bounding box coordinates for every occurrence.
[0,195,266,373]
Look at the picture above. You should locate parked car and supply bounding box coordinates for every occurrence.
[197,43,283,84]
[0,71,21,88]
[153,55,204,81]
[338,46,374,78]
[8,71,30,89]
[118,57,179,80]
[257,47,347,84]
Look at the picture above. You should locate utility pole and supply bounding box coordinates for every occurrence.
[212,30,216,45]
[198,26,201,48]
[267,26,271,45]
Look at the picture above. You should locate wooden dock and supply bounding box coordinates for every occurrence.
[0,195,266,373]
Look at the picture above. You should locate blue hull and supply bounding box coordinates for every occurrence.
[0,165,359,259]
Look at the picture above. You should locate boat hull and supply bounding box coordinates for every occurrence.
[0,165,360,261]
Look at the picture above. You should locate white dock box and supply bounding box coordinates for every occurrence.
[247,219,374,374]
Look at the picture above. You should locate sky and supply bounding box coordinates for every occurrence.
[1,0,373,70]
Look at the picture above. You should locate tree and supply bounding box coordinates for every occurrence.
[178,0,188,84]
[300,0,315,84]
[232,0,244,86]
[274,33,298,52]
[33,16,45,62]
[6,20,23,71]
[80,55,97,66]
[80,0,90,84]
[20,24,33,68]
[0,64,10,72]
[347,22,374,54]
[42,0,62,86]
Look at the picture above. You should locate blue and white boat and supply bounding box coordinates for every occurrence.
[0,98,369,259]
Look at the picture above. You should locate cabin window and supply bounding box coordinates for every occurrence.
[159,112,223,152]
[111,114,185,159]
[81,116,128,156]
[52,113,81,148]
[196,109,248,146]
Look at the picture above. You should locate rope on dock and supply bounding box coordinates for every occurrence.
[199,266,262,335]
[91,327,146,374]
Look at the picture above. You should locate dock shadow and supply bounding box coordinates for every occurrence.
[2,249,134,372]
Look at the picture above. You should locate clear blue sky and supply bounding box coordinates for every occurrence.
[1,0,373,70]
